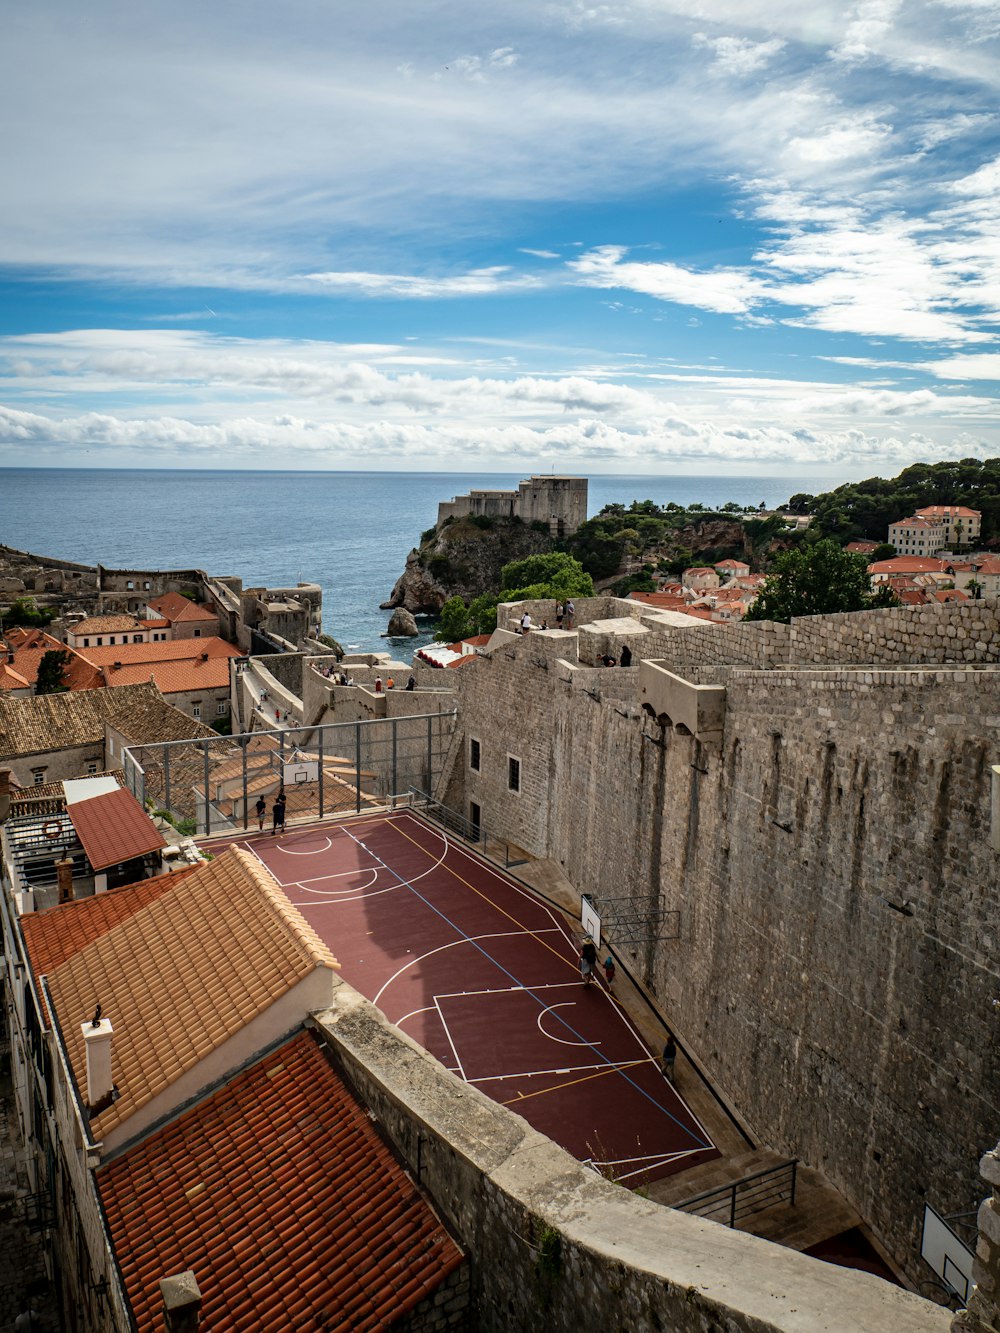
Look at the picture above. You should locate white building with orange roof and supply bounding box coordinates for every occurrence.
[66,614,150,651]
[714,558,750,578]
[868,555,948,584]
[886,515,946,556]
[681,566,720,591]
[146,590,220,639]
[915,504,981,548]
[77,637,240,723]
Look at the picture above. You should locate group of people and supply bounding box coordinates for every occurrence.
[580,934,677,1084]
[255,789,287,834]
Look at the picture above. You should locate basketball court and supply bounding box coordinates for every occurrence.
[226,809,718,1186]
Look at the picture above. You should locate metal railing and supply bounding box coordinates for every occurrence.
[408,789,530,870]
[675,1159,798,1229]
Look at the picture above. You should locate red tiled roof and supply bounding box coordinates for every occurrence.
[888,516,940,530]
[974,558,1000,575]
[149,592,218,624]
[70,614,143,635]
[78,637,239,695]
[845,540,879,553]
[916,505,981,519]
[21,869,196,977]
[868,556,947,574]
[98,1031,464,1333]
[139,618,170,630]
[898,590,929,605]
[0,663,30,690]
[715,559,749,569]
[935,589,969,602]
[2,628,105,692]
[67,788,166,871]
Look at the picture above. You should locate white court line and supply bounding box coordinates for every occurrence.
[290,869,379,894]
[436,999,467,1082]
[395,1005,437,1027]
[273,837,333,856]
[466,1061,640,1083]
[373,931,537,1008]
[537,1001,597,1047]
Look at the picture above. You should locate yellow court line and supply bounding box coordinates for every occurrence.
[390,819,581,978]
[501,1059,648,1106]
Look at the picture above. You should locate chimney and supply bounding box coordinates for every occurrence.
[200,651,209,662]
[56,858,74,904]
[82,1010,115,1109]
[160,1272,202,1332]
[112,661,122,670]
[0,768,10,824]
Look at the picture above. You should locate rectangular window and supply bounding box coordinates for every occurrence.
[134,634,142,642]
[144,581,151,589]
[86,761,98,776]
[194,629,202,637]
[216,702,227,715]
[83,638,90,647]
[193,703,201,718]
[96,637,103,646]
[470,802,481,839]
[469,738,481,772]
[508,755,521,793]
[126,581,134,590]
[32,770,46,786]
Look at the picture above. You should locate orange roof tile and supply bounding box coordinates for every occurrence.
[2,628,104,692]
[974,558,1000,575]
[935,589,969,602]
[149,592,218,624]
[915,505,981,519]
[0,663,30,690]
[868,556,947,574]
[78,637,239,695]
[44,848,339,1136]
[71,614,143,635]
[67,788,166,871]
[22,870,196,977]
[888,516,940,529]
[845,540,879,553]
[98,1032,464,1333]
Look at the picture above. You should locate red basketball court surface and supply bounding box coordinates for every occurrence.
[226,810,718,1187]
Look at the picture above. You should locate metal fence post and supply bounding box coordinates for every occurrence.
[162,744,170,815]
[241,733,248,831]
[318,724,325,819]
[202,740,211,837]
[391,718,398,799]
[355,722,362,814]
[426,714,433,795]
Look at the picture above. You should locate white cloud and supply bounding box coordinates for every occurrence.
[570,246,767,314]
[298,266,542,298]
[692,33,786,76]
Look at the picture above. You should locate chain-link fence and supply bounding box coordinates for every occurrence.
[123,712,457,838]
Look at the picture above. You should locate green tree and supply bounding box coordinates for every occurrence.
[2,597,57,629]
[871,543,896,560]
[500,551,592,595]
[436,596,474,643]
[35,648,71,694]
[745,539,899,623]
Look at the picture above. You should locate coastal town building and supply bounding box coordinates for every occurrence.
[915,504,981,547]
[887,505,981,555]
[77,636,240,722]
[145,590,219,638]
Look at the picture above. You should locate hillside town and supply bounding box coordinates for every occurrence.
[0,478,999,1333]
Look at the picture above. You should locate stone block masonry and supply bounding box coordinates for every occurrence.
[444,601,1000,1290]
[315,986,948,1333]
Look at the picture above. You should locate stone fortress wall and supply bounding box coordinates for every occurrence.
[441,596,1000,1294]
[437,475,588,537]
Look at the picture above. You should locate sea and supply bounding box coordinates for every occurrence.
[0,469,844,655]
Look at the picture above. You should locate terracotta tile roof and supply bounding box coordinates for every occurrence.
[974,558,1000,575]
[898,590,929,606]
[916,505,981,519]
[98,1032,464,1333]
[845,540,879,553]
[22,870,194,977]
[78,638,240,696]
[139,618,170,630]
[67,788,166,871]
[149,592,218,624]
[2,629,104,692]
[683,567,717,576]
[44,847,339,1136]
[715,559,749,569]
[0,682,214,759]
[935,589,969,602]
[888,516,940,530]
[0,663,30,690]
[868,556,947,575]
[71,615,143,635]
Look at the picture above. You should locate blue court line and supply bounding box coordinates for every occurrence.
[341,821,712,1154]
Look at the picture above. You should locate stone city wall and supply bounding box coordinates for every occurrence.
[789,600,1000,667]
[315,986,949,1333]
[445,631,1000,1286]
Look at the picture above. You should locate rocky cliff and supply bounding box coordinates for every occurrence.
[383,517,555,614]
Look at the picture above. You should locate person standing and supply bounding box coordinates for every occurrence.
[555,601,564,628]
[272,791,286,835]
[620,644,632,667]
[405,675,416,691]
[565,599,575,628]
[255,794,266,831]
[520,611,531,634]
[580,935,598,986]
[662,1032,677,1083]
[604,955,616,986]
[374,676,383,694]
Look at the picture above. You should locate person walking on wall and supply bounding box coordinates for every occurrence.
[255,794,267,831]
[272,791,286,835]
[580,935,598,986]
[661,1032,677,1084]
[565,599,575,628]
[374,676,383,694]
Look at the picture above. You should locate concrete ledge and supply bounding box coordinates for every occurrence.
[312,986,949,1333]
[640,660,726,742]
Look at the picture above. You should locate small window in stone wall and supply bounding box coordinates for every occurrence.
[32,769,46,786]
[508,755,521,793]
[470,738,481,772]
[217,701,227,715]
[193,703,201,718]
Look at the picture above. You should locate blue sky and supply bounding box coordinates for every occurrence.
[1,0,999,478]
